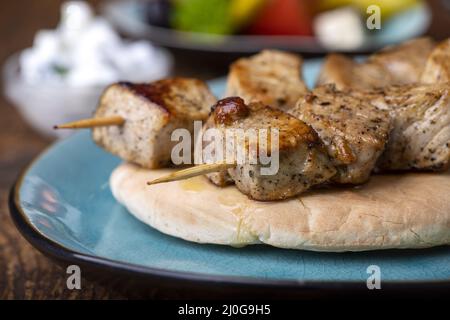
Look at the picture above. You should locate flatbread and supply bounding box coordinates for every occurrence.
[110,163,450,252]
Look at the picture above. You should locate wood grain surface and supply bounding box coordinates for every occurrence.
[0,0,449,300]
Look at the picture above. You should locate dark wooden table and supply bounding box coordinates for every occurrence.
[1,0,449,300]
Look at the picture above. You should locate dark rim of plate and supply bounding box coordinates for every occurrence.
[8,134,450,293]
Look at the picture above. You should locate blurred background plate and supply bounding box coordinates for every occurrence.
[102,0,432,54]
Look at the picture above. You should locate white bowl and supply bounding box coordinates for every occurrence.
[2,50,172,139]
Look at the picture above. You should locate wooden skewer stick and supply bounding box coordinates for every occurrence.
[147,162,235,186]
[54,115,125,129]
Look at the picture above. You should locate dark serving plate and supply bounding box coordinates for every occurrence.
[9,64,450,298]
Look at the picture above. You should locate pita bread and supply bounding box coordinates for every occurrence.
[110,163,450,252]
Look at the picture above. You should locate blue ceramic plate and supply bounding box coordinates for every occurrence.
[10,58,450,293]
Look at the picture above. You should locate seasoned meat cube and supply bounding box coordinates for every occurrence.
[367,37,435,85]
[291,85,392,184]
[317,38,435,90]
[205,97,336,200]
[225,50,308,111]
[355,84,450,171]
[316,53,391,90]
[93,78,216,168]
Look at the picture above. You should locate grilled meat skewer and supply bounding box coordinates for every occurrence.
[56,78,217,168]
[150,93,392,200]
[174,97,336,201]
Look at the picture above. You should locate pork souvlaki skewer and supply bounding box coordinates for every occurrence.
[74,48,440,199]
[56,47,449,201]
[55,77,217,168]
[148,94,392,200]
[147,52,392,197]
[151,79,450,191]
[202,84,392,188]
[160,96,337,201]
[148,98,334,201]
[205,49,399,187]
[313,37,450,171]
[156,50,447,191]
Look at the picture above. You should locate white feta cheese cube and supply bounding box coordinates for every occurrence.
[314,7,366,51]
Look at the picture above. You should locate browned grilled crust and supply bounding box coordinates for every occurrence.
[117,78,215,120]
